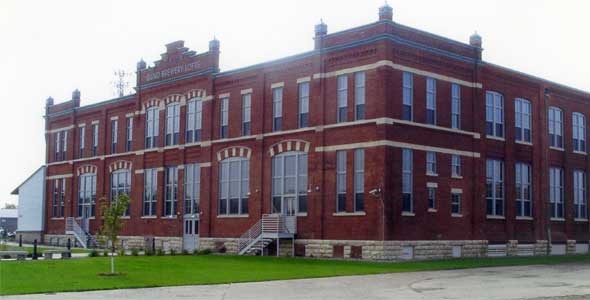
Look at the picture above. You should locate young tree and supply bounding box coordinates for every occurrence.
[98,193,129,274]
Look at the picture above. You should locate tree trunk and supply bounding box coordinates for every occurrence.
[111,243,115,274]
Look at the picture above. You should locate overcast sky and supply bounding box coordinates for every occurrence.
[1,0,589,207]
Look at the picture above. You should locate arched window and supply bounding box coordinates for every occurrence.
[186,98,203,143]
[165,102,180,145]
[548,107,563,148]
[219,157,249,215]
[573,112,586,152]
[111,169,131,216]
[145,106,159,148]
[271,152,308,215]
[78,173,96,218]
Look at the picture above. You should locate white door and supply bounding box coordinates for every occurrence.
[183,217,199,252]
[282,196,297,216]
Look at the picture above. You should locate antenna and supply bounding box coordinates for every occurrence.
[112,69,131,97]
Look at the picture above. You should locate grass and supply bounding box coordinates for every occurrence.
[1,254,589,295]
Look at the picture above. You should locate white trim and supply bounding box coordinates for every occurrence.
[451,213,463,218]
[427,208,437,213]
[516,216,534,221]
[240,88,253,95]
[573,151,587,155]
[451,188,463,194]
[574,218,589,222]
[550,217,565,222]
[77,123,86,128]
[426,172,439,177]
[110,116,119,121]
[46,174,73,180]
[391,118,480,139]
[315,140,480,158]
[401,212,415,217]
[550,146,565,152]
[312,60,483,89]
[486,135,505,142]
[486,215,506,220]
[270,82,284,89]
[91,120,100,125]
[46,125,74,134]
[217,214,249,219]
[515,140,533,146]
[426,182,438,188]
[332,212,366,217]
[451,175,463,180]
[140,216,157,219]
[218,93,230,99]
[125,112,135,117]
[296,76,311,84]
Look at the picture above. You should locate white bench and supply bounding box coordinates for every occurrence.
[42,250,72,260]
[0,250,28,261]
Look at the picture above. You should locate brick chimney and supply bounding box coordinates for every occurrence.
[314,20,327,50]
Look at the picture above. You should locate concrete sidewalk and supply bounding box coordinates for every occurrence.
[2,263,590,300]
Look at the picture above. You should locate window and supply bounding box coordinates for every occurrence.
[451,155,461,177]
[272,88,282,131]
[242,93,251,136]
[549,167,564,219]
[486,91,504,138]
[271,152,308,214]
[77,174,96,218]
[145,107,159,149]
[573,112,586,152]
[219,157,249,215]
[52,179,65,218]
[185,163,201,215]
[298,82,310,128]
[337,75,347,123]
[186,98,203,143]
[92,124,98,156]
[79,126,85,158]
[427,187,436,210]
[426,152,437,175]
[486,159,504,216]
[54,132,60,161]
[61,130,67,161]
[354,72,365,120]
[574,170,587,219]
[515,98,532,143]
[548,107,563,148]
[451,192,461,214]
[165,103,180,146]
[354,149,364,212]
[336,150,346,212]
[164,166,178,217]
[220,97,229,138]
[515,162,532,217]
[426,77,436,125]
[143,168,157,216]
[110,169,131,216]
[111,119,118,154]
[402,148,413,212]
[402,72,413,121]
[126,117,133,152]
[451,83,461,129]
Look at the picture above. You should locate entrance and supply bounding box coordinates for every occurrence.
[282,196,297,216]
[183,216,199,252]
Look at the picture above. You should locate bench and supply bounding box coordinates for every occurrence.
[42,250,72,260]
[0,250,28,261]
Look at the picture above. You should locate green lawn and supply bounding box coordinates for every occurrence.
[1,254,589,295]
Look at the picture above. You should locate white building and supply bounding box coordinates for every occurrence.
[11,166,45,243]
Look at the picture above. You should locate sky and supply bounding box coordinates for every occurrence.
[0,0,589,207]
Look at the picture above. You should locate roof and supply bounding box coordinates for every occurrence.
[11,166,45,195]
[0,209,18,219]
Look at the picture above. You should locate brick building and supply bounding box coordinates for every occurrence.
[42,5,590,259]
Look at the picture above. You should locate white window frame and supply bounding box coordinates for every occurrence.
[402,72,413,121]
[111,119,118,154]
[111,169,131,216]
[186,98,203,143]
[143,168,157,216]
[272,88,283,131]
[573,112,586,153]
[336,150,347,212]
[515,98,532,143]
[79,126,85,158]
[220,97,229,138]
[219,157,249,215]
[354,72,365,121]
[548,107,564,149]
[426,77,436,125]
[145,107,159,149]
[486,91,504,138]
[165,103,180,146]
[451,83,461,129]
[486,159,504,216]
[164,166,178,217]
[271,152,308,214]
[549,167,564,219]
[337,75,348,123]
[451,155,461,177]
[242,93,251,136]
[185,164,201,215]
[354,149,364,212]
[574,170,587,220]
[402,148,413,213]
[426,151,437,175]
[451,192,461,215]
[515,162,532,218]
[126,117,133,152]
[77,173,96,218]
[298,82,310,128]
[427,186,436,210]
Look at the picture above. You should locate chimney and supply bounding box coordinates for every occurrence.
[137,58,146,71]
[314,20,328,50]
[45,96,54,107]
[469,32,482,48]
[72,89,80,101]
[379,3,393,21]
[209,37,220,52]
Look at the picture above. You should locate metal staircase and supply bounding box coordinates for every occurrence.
[238,214,296,255]
[65,217,97,248]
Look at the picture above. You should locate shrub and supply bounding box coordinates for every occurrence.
[170,249,176,256]
[181,249,189,255]
[145,249,154,256]
[131,248,139,256]
[103,250,109,257]
[89,250,99,257]
[196,249,212,255]
[156,248,164,256]
[117,249,125,257]
[2,254,11,259]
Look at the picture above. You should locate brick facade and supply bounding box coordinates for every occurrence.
[42,5,589,258]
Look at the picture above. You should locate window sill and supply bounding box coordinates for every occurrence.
[50,217,64,220]
[401,212,415,217]
[574,218,589,222]
[549,146,564,152]
[516,216,533,221]
[573,151,587,155]
[550,217,565,222]
[486,135,505,142]
[296,213,308,217]
[426,173,438,177]
[486,215,505,220]
[515,140,533,146]
[451,175,463,179]
[451,213,463,218]
[120,216,131,219]
[217,214,249,219]
[332,211,366,217]
[141,216,157,219]
[427,208,437,213]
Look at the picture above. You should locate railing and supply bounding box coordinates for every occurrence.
[65,217,88,248]
[238,214,297,254]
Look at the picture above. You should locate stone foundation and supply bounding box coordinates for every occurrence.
[16,231,43,244]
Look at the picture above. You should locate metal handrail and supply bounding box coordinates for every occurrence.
[65,217,88,248]
[238,214,296,254]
